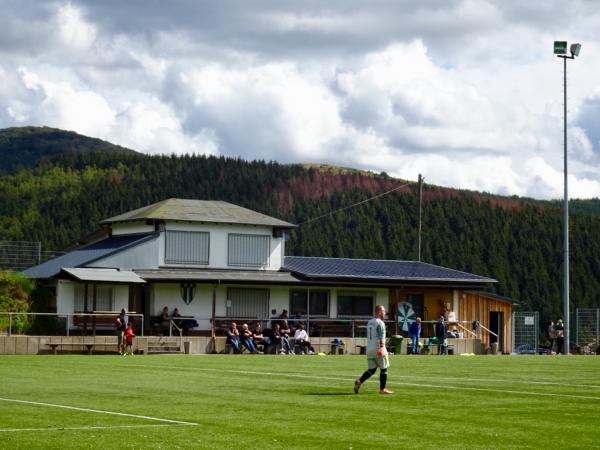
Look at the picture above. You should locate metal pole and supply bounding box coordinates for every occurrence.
[211,283,218,339]
[562,55,570,354]
[596,308,599,346]
[417,174,423,261]
[307,287,310,339]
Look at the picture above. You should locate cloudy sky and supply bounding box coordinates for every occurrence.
[1,1,599,199]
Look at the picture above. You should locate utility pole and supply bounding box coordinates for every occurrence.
[417,174,423,262]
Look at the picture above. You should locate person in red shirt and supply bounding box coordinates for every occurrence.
[124,322,136,355]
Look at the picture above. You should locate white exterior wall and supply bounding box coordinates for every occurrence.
[93,237,160,269]
[56,280,129,329]
[268,286,290,317]
[56,280,75,315]
[151,283,215,331]
[160,222,283,270]
[148,283,390,331]
[111,222,155,235]
[113,285,129,312]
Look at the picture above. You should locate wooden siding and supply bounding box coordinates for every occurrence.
[389,288,513,353]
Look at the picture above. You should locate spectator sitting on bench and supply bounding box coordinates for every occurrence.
[171,307,198,335]
[294,323,314,354]
[172,307,182,328]
[240,323,258,353]
[225,322,242,353]
[277,320,294,355]
[265,323,283,353]
[252,323,270,350]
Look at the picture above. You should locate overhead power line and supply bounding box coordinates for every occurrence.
[297,182,414,226]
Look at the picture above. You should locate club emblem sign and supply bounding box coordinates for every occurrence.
[397,302,417,332]
[180,283,196,305]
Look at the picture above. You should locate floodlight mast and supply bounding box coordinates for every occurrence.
[554,41,581,354]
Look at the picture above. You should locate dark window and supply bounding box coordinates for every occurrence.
[290,290,329,317]
[337,291,374,317]
[405,293,424,318]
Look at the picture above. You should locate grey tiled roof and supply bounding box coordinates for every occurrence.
[101,199,295,228]
[283,256,496,284]
[23,233,157,279]
[134,269,301,284]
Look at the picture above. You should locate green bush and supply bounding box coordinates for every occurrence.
[0,271,35,334]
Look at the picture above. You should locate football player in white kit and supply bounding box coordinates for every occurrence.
[354,304,394,394]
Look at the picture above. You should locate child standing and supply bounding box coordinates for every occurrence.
[124,322,136,355]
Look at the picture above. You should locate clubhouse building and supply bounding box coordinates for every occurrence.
[24,199,516,354]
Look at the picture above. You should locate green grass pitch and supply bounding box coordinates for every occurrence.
[0,354,599,449]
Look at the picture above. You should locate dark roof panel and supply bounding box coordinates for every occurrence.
[283,256,496,284]
[23,233,157,279]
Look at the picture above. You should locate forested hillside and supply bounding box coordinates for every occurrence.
[1,127,599,324]
[0,126,136,175]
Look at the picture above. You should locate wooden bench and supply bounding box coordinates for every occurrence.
[47,342,98,355]
[419,338,455,355]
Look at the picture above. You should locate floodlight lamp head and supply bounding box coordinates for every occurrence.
[554,41,568,55]
[570,43,581,57]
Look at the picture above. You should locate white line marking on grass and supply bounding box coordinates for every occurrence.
[393,374,600,390]
[127,364,600,402]
[0,424,187,433]
[104,360,600,390]
[0,397,197,426]
[61,361,600,401]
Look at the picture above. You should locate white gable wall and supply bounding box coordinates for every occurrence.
[92,236,160,269]
[111,222,154,235]
[161,222,283,270]
[93,221,285,271]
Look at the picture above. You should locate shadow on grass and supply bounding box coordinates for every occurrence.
[304,392,355,396]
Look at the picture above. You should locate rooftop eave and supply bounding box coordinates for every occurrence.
[288,272,497,285]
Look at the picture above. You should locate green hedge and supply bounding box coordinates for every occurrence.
[0,271,35,333]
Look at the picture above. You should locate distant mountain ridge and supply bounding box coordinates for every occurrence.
[0,126,138,175]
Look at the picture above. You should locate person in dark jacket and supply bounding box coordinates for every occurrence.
[225,322,242,354]
[435,315,448,355]
[409,317,422,354]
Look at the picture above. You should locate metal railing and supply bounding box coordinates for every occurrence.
[2,312,492,340]
[0,312,144,337]
[211,317,486,339]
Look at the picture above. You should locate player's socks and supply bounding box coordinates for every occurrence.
[354,379,361,394]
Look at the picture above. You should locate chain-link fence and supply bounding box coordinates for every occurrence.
[512,311,539,354]
[575,308,600,354]
[0,241,62,272]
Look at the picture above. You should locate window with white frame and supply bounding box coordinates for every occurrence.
[74,284,114,311]
[289,290,329,317]
[226,288,270,318]
[227,234,270,267]
[165,231,210,265]
[337,291,374,317]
